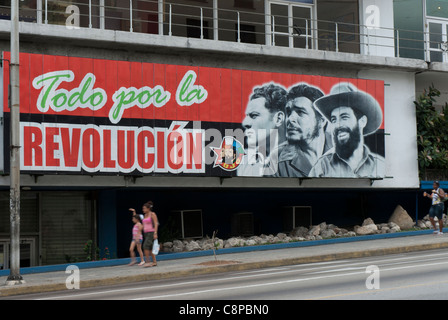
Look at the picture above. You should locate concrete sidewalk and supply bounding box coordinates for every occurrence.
[1,230,448,297]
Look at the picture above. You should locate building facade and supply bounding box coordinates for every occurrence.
[0,0,444,267]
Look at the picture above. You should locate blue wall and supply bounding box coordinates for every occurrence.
[97,187,423,259]
[97,189,118,259]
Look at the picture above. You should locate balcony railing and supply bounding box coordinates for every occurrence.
[0,0,444,63]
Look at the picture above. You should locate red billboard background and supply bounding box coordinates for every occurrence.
[2,52,385,177]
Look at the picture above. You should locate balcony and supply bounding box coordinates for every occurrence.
[0,0,443,66]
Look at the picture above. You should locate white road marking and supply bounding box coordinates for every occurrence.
[37,251,448,300]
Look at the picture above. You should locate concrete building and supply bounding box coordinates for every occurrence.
[0,0,444,267]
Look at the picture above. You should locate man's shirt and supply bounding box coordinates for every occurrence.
[309,145,385,178]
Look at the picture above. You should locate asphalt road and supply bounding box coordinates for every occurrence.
[6,248,448,301]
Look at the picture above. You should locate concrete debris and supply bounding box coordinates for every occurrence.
[161,214,446,253]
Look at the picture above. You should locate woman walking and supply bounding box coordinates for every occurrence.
[141,201,159,267]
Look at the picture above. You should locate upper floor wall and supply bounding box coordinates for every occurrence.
[1,0,447,64]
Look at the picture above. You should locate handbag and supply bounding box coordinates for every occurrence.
[152,239,160,255]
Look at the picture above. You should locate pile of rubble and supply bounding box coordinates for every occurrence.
[161,205,446,253]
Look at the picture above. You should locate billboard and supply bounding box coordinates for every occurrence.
[2,52,385,178]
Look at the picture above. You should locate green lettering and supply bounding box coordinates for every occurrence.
[179,73,193,103]
[68,92,81,107]
[32,71,107,114]
[111,90,136,121]
[34,73,72,111]
[52,92,67,108]
[175,70,208,106]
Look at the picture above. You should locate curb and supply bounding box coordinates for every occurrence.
[1,238,448,297]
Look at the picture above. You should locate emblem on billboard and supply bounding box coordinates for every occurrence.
[212,136,245,171]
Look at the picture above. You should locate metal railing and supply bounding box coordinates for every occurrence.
[0,0,446,63]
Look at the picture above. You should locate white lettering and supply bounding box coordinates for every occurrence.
[66,5,80,30]
[65,265,80,290]
[365,5,380,29]
[365,265,380,289]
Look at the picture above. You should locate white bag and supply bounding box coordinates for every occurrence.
[152,239,160,255]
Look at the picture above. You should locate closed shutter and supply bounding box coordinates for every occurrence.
[40,192,95,265]
[0,191,39,234]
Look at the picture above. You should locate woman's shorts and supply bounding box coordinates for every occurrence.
[429,203,444,219]
[143,232,154,250]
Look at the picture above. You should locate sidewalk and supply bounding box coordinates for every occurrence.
[1,230,448,297]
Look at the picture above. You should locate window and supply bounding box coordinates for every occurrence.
[187,18,210,39]
[426,19,448,62]
[270,2,313,49]
[316,0,359,54]
[282,206,312,231]
[427,0,448,18]
[234,0,254,9]
[238,23,257,43]
[170,210,203,239]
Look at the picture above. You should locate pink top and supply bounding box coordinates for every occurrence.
[142,216,155,233]
[132,224,142,241]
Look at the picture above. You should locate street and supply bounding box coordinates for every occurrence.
[4,248,448,301]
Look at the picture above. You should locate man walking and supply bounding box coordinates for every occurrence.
[423,181,445,235]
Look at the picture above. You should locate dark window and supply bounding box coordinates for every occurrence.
[187,18,210,39]
[234,0,254,9]
[237,24,257,43]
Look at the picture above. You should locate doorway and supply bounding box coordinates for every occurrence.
[426,18,448,62]
[269,1,315,49]
[0,238,37,270]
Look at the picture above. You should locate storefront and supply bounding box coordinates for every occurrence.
[0,191,95,268]
[0,51,393,265]
[0,0,427,267]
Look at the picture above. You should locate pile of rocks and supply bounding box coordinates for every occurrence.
[161,205,446,253]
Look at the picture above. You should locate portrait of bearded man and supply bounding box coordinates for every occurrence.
[309,82,385,178]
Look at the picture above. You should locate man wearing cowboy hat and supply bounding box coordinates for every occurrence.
[309,82,385,178]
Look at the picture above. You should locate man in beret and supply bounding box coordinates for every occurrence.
[274,83,333,177]
[309,82,385,178]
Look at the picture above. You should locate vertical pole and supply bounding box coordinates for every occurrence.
[213,0,218,41]
[305,19,308,49]
[100,0,105,30]
[158,0,163,36]
[37,0,42,24]
[237,11,240,43]
[200,8,203,40]
[335,22,339,52]
[129,0,133,32]
[7,0,23,285]
[44,0,47,24]
[88,0,92,28]
[168,4,172,36]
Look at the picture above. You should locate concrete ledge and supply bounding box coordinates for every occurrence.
[0,20,429,73]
